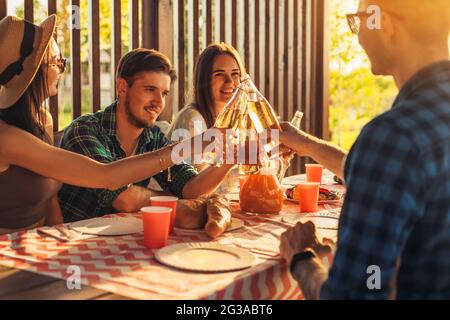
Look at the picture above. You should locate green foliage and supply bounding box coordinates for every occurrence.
[329,0,397,151]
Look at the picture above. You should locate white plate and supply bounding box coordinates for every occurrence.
[155,242,255,272]
[69,216,143,236]
[174,218,244,233]
[283,212,339,230]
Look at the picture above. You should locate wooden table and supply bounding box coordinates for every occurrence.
[0,173,342,300]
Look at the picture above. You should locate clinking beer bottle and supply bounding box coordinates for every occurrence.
[202,75,249,166]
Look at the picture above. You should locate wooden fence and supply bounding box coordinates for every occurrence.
[0,0,329,175]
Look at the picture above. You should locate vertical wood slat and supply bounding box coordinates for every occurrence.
[319,0,330,140]
[264,0,271,101]
[0,0,7,20]
[206,0,212,45]
[273,0,279,117]
[284,0,290,121]
[302,0,311,135]
[254,0,260,87]
[47,0,58,131]
[278,0,285,121]
[244,0,250,70]
[172,0,180,116]
[309,0,329,140]
[302,0,312,167]
[220,0,225,41]
[129,0,139,49]
[24,0,33,22]
[111,0,122,101]
[71,0,81,120]
[193,0,200,59]
[290,0,300,176]
[158,0,174,121]
[158,0,173,60]
[178,0,186,109]
[186,0,194,103]
[231,0,237,49]
[142,0,158,49]
[89,0,100,113]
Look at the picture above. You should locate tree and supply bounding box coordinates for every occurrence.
[329,0,397,151]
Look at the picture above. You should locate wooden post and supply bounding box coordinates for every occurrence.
[157,0,174,122]
[129,0,139,49]
[111,0,122,100]
[142,0,158,49]
[24,0,34,22]
[71,0,81,120]
[0,0,7,20]
[48,0,58,131]
[310,0,329,140]
[89,0,101,113]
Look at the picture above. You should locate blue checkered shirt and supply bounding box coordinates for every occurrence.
[321,61,450,299]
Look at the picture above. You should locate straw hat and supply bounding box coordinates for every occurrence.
[0,14,57,109]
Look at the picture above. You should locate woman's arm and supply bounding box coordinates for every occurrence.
[279,123,347,180]
[0,123,207,191]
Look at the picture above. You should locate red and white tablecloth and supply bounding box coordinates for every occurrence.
[0,176,344,300]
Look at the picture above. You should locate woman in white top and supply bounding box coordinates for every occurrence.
[169,43,246,194]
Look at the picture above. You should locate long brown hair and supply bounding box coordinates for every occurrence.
[190,43,246,128]
[0,65,49,141]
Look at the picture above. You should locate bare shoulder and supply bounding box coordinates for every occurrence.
[0,122,43,153]
[0,121,55,171]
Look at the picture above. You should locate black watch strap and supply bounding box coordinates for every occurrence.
[289,249,317,276]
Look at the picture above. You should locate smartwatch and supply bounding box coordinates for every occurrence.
[289,248,317,276]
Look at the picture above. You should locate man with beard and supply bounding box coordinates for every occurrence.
[58,49,236,222]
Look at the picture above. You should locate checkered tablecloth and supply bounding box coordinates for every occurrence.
[0,176,344,300]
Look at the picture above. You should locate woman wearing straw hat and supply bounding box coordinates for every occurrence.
[0,15,233,234]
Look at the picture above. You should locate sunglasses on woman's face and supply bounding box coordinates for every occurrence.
[47,53,67,73]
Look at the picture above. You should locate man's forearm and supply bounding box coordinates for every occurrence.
[182,164,234,199]
[299,135,347,180]
[292,256,329,300]
[112,185,157,212]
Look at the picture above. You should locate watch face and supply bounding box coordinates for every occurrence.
[290,249,316,275]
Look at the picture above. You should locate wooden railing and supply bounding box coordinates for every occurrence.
[0,0,329,175]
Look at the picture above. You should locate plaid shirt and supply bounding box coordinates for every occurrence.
[321,61,450,299]
[58,102,198,222]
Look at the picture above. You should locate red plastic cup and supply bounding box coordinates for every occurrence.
[141,206,172,249]
[305,164,323,184]
[297,182,320,213]
[150,196,178,233]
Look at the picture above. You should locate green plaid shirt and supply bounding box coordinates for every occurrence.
[58,102,198,222]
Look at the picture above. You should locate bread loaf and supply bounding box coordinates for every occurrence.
[205,195,232,239]
[174,196,208,229]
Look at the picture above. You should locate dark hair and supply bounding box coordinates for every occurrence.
[0,66,49,141]
[116,48,177,87]
[190,43,246,128]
